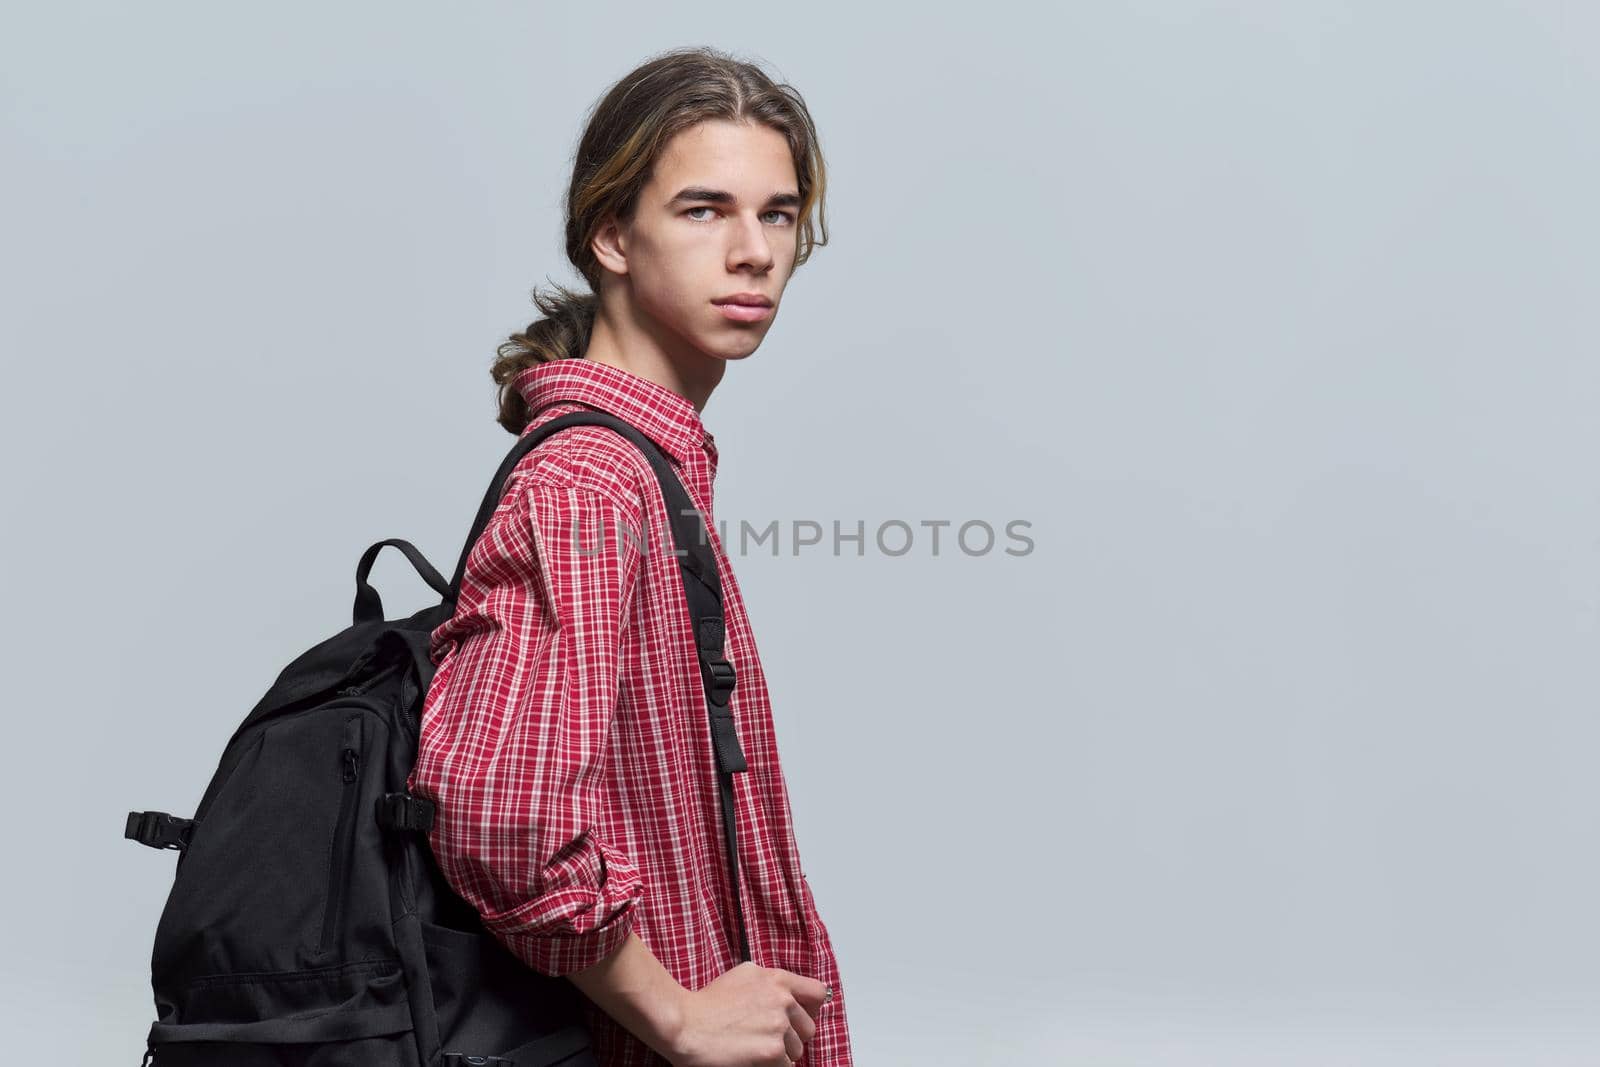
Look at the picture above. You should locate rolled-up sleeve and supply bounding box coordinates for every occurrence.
[408,471,646,976]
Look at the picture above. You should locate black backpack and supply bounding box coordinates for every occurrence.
[125,411,754,1066]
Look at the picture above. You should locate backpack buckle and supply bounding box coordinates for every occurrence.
[694,618,737,707]
[125,810,195,851]
[697,652,737,706]
[441,1054,515,1067]
[375,792,435,833]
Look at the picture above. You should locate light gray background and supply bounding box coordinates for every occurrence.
[3,2,1597,1063]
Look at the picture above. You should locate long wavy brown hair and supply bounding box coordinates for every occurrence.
[489,46,830,434]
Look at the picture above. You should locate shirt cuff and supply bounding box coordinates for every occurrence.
[479,832,645,977]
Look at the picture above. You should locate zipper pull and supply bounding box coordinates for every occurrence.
[342,748,358,783]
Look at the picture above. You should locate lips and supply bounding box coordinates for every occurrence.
[713,299,774,323]
[712,293,773,307]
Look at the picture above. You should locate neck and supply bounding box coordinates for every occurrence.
[581,292,726,413]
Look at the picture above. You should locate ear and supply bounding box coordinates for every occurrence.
[591,214,629,278]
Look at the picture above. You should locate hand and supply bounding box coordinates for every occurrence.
[668,961,831,1067]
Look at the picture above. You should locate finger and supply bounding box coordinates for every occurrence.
[784,1024,804,1063]
[786,972,831,1014]
[787,997,818,1043]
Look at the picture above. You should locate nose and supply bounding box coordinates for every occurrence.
[727,211,775,273]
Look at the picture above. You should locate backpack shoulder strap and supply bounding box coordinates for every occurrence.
[444,409,754,962]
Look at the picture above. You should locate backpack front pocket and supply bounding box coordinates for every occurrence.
[142,696,424,1064]
[152,701,405,994]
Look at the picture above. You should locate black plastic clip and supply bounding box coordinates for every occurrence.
[125,810,195,851]
[698,652,737,706]
[375,792,435,833]
[441,1053,515,1067]
[693,617,737,706]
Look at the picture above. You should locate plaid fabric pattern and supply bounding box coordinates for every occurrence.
[408,356,852,1065]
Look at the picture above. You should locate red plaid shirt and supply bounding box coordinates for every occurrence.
[408,356,852,1065]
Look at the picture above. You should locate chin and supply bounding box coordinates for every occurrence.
[696,337,764,362]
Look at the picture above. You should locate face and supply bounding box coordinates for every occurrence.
[593,119,801,363]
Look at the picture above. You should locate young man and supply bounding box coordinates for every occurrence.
[410,48,851,1067]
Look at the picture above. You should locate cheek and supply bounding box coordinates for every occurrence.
[632,266,700,323]
[630,238,713,315]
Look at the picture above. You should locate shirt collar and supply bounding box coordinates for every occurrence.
[512,357,718,471]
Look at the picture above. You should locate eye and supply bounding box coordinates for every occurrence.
[683,207,796,226]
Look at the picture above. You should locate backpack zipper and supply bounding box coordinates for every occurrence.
[318,715,363,955]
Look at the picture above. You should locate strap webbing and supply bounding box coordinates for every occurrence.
[473,1022,592,1067]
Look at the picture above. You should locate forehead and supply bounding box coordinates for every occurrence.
[649,119,796,190]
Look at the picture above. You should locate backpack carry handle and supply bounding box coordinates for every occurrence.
[354,538,453,625]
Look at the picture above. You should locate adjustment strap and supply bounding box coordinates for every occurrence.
[694,618,747,774]
[374,792,435,833]
[124,810,195,851]
[695,617,736,701]
[479,1023,593,1067]
[706,702,748,775]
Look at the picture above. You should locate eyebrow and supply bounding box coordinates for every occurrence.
[668,186,802,210]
